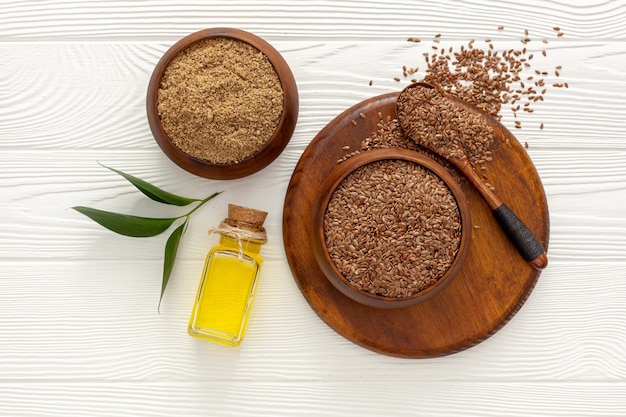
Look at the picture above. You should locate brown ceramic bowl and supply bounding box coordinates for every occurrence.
[146,28,298,180]
[311,148,471,309]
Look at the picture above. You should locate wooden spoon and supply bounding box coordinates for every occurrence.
[396,82,548,270]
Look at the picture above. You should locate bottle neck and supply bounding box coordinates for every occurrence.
[219,234,263,254]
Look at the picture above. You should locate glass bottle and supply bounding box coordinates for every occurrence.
[188,204,268,347]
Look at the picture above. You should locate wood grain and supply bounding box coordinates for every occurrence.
[1,0,624,40]
[1,0,626,416]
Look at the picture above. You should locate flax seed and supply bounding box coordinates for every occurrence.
[400,25,568,131]
[324,158,461,298]
[397,85,494,170]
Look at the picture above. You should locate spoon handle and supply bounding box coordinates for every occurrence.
[492,203,548,270]
[456,158,548,270]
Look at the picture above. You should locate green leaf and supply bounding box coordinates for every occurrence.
[99,162,200,206]
[159,220,187,311]
[72,206,178,237]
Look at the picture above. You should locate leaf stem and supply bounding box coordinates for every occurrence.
[178,191,223,221]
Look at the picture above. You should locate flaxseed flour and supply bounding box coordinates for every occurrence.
[157,37,284,164]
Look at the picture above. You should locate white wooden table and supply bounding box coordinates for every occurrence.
[1,1,625,416]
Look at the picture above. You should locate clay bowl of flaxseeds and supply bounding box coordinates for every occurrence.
[311,148,471,309]
[147,28,298,180]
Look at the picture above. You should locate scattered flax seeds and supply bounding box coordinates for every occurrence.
[338,117,463,184]
[157,37,283,164]
[324,159,462,298]
[401,26,568,130]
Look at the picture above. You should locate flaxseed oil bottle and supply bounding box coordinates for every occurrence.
[188,204,267,347]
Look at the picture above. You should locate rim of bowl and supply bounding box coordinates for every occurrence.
[311,148,471,309]
[146,28,299,180]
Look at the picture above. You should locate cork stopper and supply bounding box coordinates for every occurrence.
[208,204,268,244]
[227,204,268,227]
[211,204,268,244]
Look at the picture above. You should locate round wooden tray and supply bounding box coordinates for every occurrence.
[282,92,549,358]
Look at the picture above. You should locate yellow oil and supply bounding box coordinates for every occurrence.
[188,235,264,347]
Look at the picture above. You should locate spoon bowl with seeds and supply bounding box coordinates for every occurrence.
[396,82,548,270]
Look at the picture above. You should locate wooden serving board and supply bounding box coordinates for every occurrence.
[282,92,549,358]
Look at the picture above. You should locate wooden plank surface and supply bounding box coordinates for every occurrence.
[1,1,625,416]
